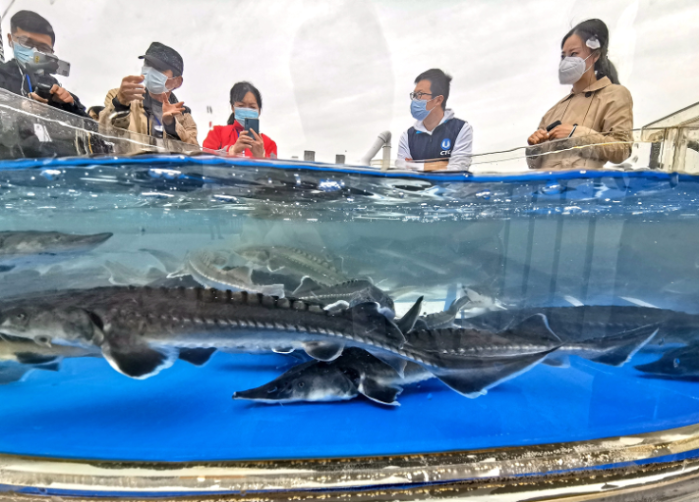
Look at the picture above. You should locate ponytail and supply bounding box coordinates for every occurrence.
[563,18,620,85]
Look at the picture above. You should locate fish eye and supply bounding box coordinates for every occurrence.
[297,381,305,388]
[35,335,52,346]
[674,358,681,368]
[15,312,26,321]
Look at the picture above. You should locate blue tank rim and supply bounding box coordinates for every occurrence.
[0,154,692,184]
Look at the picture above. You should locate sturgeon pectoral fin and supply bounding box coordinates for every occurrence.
[542,355,571,368]
[102,338,178,379]
[367,352,407,378]
[36,362,60,372]
[350,303,405,347]
[448,294,472,315]
[0,265,15,273]
[324,300,350,314]
[293,277,321,296]
[178,347,216,366]
[396,296,424,335]
[358,377,402,406]
[303,341,344,361]
[0,364,31,384]
[14,352,59,365]
[513,314,560,343]
[140,248,182,274]
[430,347,558,398]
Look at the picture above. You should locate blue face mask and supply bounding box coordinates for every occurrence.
[234,107,259,125]
[142,66,170,95]
[410,99,432,121]
[12,42,35,67]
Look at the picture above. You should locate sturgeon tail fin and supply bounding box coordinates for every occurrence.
[426,347,559,398]
[585,325,659,367]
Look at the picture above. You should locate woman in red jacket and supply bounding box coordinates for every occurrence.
[203,81,278,158]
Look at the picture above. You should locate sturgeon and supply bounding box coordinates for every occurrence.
[293,279,395,314]
[462,306,664,366]
[234,347,418,406]
[236,246,348,287]
[0,286,557,396]
[0,333,98,384]
[181,249,285,297]
[635,343,699,378]
[0,231,112,272]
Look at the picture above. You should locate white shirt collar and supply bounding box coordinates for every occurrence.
[413,108,455,135]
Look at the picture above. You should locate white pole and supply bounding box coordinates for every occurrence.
[360,131,391,166]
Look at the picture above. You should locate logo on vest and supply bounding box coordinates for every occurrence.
[441,138,451,150]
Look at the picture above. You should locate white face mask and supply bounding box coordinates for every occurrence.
[558,53,594,85]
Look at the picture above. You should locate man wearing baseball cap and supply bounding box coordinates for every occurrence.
[99,42,198,145]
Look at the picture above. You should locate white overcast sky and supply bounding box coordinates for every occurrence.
[1,0,698,163]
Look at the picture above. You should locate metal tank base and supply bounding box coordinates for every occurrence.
[3,423,699,501]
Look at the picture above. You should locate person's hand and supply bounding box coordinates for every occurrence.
[548,124,576,140]
[248,129,265,158]
[116,75,146,105]
[49,84,74,105]
[527,129,549,145]
[161,95,185,125]
[28,92,48,104]
[229,130,254,156]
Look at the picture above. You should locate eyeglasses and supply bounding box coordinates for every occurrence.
[12,35,53,55]
[409,91,434,101]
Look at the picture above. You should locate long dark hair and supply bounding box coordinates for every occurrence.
[562,19,620,85]
[226,81,263,125]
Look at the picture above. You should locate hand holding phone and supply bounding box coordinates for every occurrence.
[546,120,562,132]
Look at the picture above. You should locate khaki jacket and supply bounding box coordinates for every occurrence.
[527,77,633,170]
[99,88,199,146]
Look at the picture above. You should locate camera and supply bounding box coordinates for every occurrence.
[35,82,53,101]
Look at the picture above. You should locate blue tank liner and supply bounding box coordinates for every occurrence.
[0,350,697,462]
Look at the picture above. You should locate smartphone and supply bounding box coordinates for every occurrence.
[546,120,562,132]
[244,118,259,135]
[30,52,71,77]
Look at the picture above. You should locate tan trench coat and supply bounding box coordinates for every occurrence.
[527,77,634,170]
[98,88,199,147]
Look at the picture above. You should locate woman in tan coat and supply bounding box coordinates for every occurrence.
[527,19,633,171]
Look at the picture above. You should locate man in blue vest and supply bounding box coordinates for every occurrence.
[396,68,473,171]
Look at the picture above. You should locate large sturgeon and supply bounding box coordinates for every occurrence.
[0,286,557,397]
[0,231,112,272]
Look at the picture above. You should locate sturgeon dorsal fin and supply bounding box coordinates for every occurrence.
[396,296,424,335]
[178,347,216,366]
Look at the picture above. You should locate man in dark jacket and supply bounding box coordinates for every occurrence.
[0,10,86,116]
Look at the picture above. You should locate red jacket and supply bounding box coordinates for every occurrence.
[203,121,277,158]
